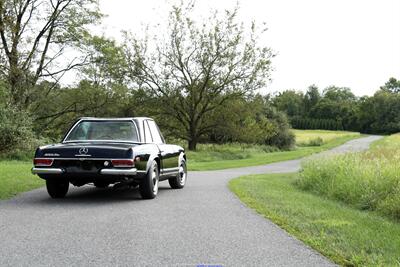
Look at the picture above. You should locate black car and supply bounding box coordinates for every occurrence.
[32,117,187,199]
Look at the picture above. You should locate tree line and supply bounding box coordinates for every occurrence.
[271,78,400,134]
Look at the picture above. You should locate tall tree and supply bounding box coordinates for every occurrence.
[126,4,273,150]
[304,85,320,114]
[323,86,356,102]
[83,35,129,87]
[272,90,304,117]
[380,77,400,94]
[0,0,102,108]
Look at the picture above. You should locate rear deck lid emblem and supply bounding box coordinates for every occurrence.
[79,147,89,155]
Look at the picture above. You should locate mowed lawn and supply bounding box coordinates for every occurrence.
[188,130,361,170]
[0,161,43,200]
[229,173,400,266]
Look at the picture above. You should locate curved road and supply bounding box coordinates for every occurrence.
[0,136,381,266]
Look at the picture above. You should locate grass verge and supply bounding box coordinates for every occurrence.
[298,133,400,220]
[0,161,44,200]
[229,173,400,266]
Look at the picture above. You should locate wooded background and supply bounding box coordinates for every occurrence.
[0,0,398,155]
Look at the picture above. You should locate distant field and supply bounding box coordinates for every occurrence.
[188,129,361,170]
[294,129,360,146]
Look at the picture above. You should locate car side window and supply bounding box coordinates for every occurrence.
[147,120,164,144]
[143,121,153,143]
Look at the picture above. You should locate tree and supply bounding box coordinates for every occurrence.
[304,85,320,114]
[0,0,102,108]
[358,89,400,134]
[0,104,34,153]
[126,4,273,150]
[83,35,129,87]
[205,94,294,149]
[380,77,400,94]
[272,90,304,117]
[323,86,355,102]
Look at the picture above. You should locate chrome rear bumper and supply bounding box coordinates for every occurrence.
[100,168,137,176]
[31,167,137,176]
[32,168,64,174]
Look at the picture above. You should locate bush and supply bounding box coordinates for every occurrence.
[262,106,295,150]
[307,137,323,146]
[297,137,323,147]
[206,95,295,150]
[0,105,35,154]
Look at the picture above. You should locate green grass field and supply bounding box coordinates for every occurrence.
[188,130,361,170]
[229,173,400,266]
[0,161,43,200]
[298,133,400,220]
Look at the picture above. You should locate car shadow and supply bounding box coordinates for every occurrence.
[29,184,172,206]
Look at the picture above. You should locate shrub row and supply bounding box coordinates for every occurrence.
[291,116,344,131]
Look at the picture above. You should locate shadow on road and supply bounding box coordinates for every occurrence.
[23,184,174,206]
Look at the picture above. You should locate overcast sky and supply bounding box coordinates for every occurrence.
[98,0,400,96]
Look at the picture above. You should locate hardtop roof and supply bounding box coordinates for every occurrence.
[78,117,153,122]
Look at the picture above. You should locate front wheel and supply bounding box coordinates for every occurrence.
[46,179,69,198]
[139,161,159,199]
[169,159,187,189]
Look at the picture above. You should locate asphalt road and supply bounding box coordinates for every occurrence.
[0,136,381,267]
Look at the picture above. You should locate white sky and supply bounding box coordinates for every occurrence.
[98,0,400,96]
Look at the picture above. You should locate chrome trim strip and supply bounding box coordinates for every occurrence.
[41,158,132,161]
[100,168,137,176]
[161,167,179,176]
[32,168,64,175]
[63,140,143,144]
[163,167,179,173]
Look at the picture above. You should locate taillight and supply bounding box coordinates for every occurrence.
[34,158,54,167]
[111,159,134,168]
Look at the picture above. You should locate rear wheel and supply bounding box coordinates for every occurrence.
[139,161,159,199]
[46,179,69,198]
[169,159,187,189]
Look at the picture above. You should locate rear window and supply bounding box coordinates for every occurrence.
[65,121,139,142]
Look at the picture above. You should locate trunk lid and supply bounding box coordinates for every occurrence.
[36,142,137,159]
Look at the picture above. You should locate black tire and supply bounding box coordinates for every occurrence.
[139,161,159,199]
[46,179,69,198]
[94,181,109,188]
[169,159,187,189]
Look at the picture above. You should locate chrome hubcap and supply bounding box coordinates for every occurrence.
[178,163,187,185]
[152,166,159,195]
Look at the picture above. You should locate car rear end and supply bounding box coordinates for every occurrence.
[32,144,139,186]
